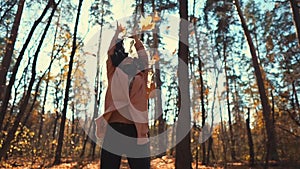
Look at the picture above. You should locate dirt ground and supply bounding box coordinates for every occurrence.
[1,156,299,169]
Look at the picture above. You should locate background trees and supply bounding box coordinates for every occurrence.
[0,0,299,168]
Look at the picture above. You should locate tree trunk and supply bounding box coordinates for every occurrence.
[218,95,227,164]
[80,114,91,157]
[0,1,17,25]
[0,2,58,159]
[223,39,236,161]
[37,75,50,145]
[289,0,300,46]
[2,60,28,132]
[90,5,105,158]
[0,1,53,131]
[246,108,255,167]
[234,0,279,162]
[52,110,60,142]
[192,1,207,163]
[0,0,25,130]
[151,0,166,157]
[206,136,214,164]
[53,0,83,165]
[71,103,76,149]
[175,0,192,168]
[292,82,299,110]
[0,0,25,103]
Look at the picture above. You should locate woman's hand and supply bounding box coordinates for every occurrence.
[115,21,125,35]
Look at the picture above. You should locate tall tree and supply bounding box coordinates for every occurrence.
[234,0,279,164]
[0,0,55,131]
[53,0,83,164]
[0,0,25,102]
[246,108,255,166]
[193,7,208,164]
[0,0,60,159]
[289,0,300,45]
[175,0,192,168]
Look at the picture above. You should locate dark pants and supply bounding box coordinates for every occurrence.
[100,123,150,169]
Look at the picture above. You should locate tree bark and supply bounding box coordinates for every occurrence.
[289,0,300,46]
[0,0,25,102]
[151,0,166,157]
[53,0,83,164]
[224,43,236,161]
[192,1,207,163]
[0,1,53,131]
[175,0,192,168]
[0,0,25,129]
[246,108,255,167]
[234,0,279,162]
[0,1,58,159]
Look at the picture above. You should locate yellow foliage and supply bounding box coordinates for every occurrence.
[204,88,209,95]
[140,16,155,31]
[152,11,161,22]
[29,131,35,137]
[153,53,160,61]
[65,32,71,39]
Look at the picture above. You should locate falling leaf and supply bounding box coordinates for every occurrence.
[172,49,177,55]
[140,15,155,31]
[153,53,160,61]
[83,51,96,57]
[204,88,209,95]
[65,32,71,39]
[152,11,161,22]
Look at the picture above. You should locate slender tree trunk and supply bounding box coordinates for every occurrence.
[2,59,29,132]
[37,76,50,144]
[151,0,166,157]
[0,0,25,103]
[192,2,207,163]
[175,0,192,168]
[235,0,279,163]
[38,10,61,145]
[218,93,227,164]
[0,0,25,130]
[71,103,76,149]
[0,2,58,159]
[0,1,17,25]
[20,68,52,147]
[90,3,105,158]
[223,39,236,161]
[53,110,60,140]
[53,0,83,164]
[80,114,90,157]
[32,57,58,146]
[0,1,53,131]
[289,0,300,46]
[290,82,300,126]
[140,0,145,41]
[292,82,299,110]
[246,108,255,167]
[271,89,275,124]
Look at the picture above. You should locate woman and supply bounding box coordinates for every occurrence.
[95,23,150,169]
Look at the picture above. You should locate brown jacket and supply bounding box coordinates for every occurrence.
[95,34,149,145]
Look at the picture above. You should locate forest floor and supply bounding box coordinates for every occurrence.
[1,156,299,169]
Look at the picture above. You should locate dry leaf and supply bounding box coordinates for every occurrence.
[140,16,155,31]
[153,53,160,61]
[152,11,161,22]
